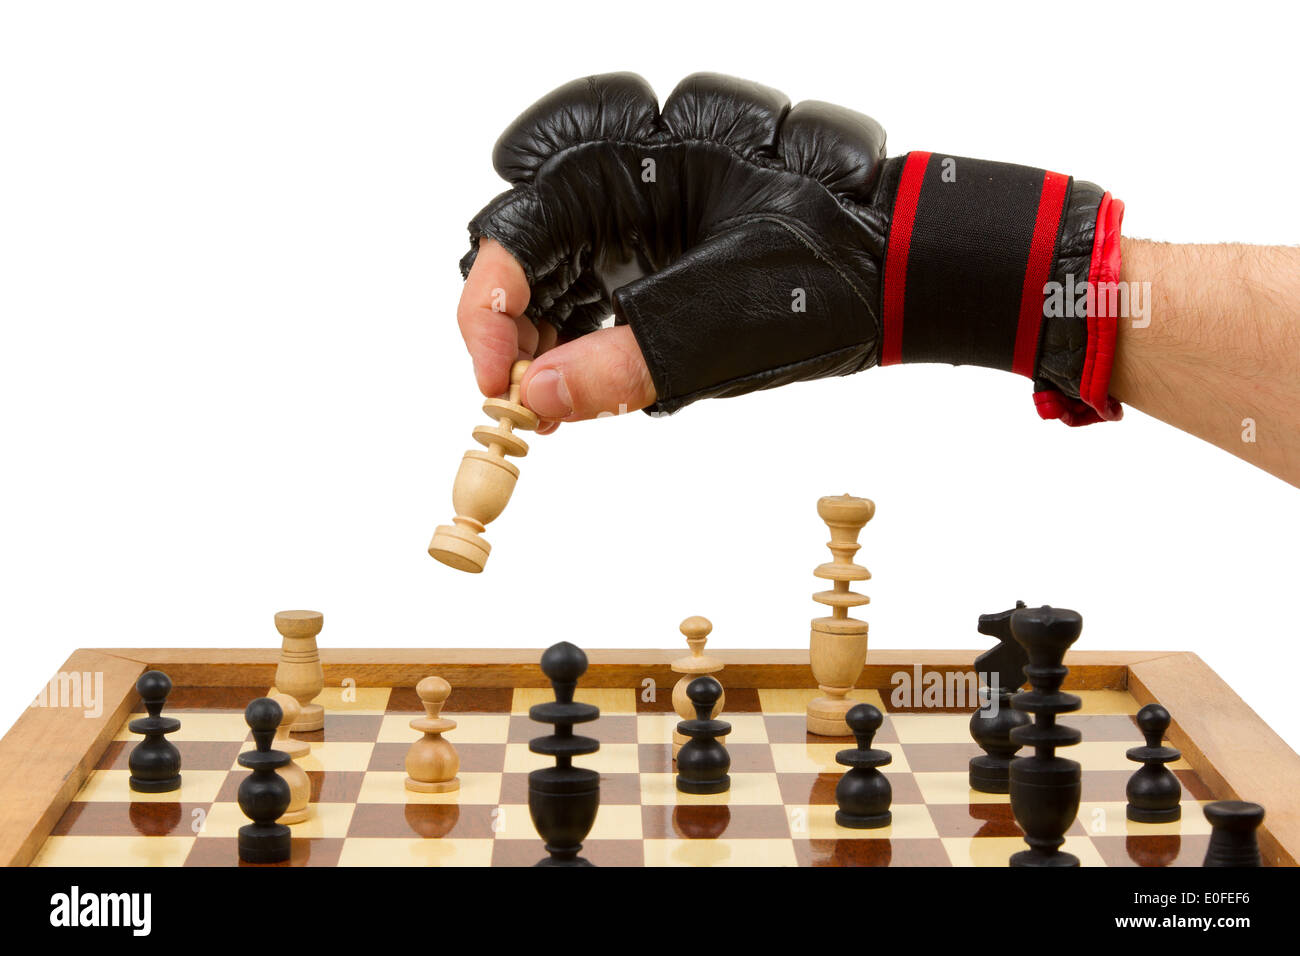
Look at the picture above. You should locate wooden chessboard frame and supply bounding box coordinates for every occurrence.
[3,647,1297,867]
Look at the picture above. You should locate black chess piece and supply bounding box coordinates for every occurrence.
[128,670,182,793]
[1203,801,1264,867]
[969,601,1030,793]
[528,642,601,867]
[835,702,892,828]
[676,676,731,795]
[1126,703,1182,823]
[1007,604,1083,868]
[236,697,292,863]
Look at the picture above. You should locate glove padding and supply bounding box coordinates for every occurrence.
[462,72,1120,421]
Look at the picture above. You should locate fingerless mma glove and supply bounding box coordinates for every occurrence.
[461,73,1125,425]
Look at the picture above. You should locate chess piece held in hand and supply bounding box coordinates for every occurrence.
[429,359,539,573]
[807,494,874,736]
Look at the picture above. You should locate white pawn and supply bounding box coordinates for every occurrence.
[269,692,312,825]
[671,616,726,760]
[270,691,311,760]
[404,676,460,793]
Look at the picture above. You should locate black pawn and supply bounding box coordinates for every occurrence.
[676,676,730,795]
[1007,605,1084,868]
[128,670,182,793]
[835,703,892,828]
[969,602,1030,793]
[1126,703,1182,823]
[236,697,292,863]
[528,642,601,867]
[1203,801,1264,867]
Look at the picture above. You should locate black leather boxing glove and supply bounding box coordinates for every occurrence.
[461,72,1124,425]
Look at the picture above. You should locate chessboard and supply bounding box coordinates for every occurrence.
[4,648,1298,867]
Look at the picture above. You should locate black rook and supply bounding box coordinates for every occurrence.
[1203,801,1264,867]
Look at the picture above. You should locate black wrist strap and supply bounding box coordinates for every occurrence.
[880,152,1072,378]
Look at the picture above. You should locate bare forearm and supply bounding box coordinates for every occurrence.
[1111,238,1300,486]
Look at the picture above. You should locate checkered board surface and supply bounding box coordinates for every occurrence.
[34,682,1218,867]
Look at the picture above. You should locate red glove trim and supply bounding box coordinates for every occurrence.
[1080,192,1124,421]
[1011,170,1070,377]
[880,151,930,366]
[1034,388,1102,426]
[1035,191,1125,426]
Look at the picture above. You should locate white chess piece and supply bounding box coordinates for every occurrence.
[270,693,312,825]
[404,676,460,793]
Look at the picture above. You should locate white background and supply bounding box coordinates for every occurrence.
[2,2,1297,754]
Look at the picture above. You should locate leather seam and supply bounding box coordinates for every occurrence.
[706,212,881,335]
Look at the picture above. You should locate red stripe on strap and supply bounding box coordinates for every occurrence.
[881,151,931,366]
[1010,170,1069,378]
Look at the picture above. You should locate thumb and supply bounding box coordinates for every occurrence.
[519,325,657,422]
